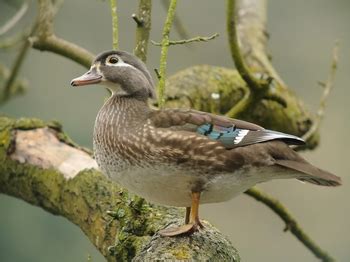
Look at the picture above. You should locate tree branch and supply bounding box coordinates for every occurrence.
[151,33,219,46]
[1,39,30,103]
[226,0,265,92]
[245,188,335,262]
[31,35,94,69]
[0,64,27,103]
[302,41,339,142]
[30,0,94,68]
[0,28,30,49]
[0,116,239,261]
[133,0,152,62]
[156,0,177,108]
[109,0,119,50]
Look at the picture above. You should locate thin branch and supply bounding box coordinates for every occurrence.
[154,68,161,80]
[151,33,219,46]
[31,35,94,68]
[109,0,119,50]
[302,41,339,141]
[225,88,251,118]
[31,0,94,68]
[245,187,335,262]
[2,0,94,105]
[1,39,30,102]
[157,0,177,108]
[0,2,29,35]
[0,64,27,103]
[133,0,152,62]
[226,0,265,92]
[0,28,30,49]
[225,0,286,117]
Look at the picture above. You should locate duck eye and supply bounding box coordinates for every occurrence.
[108,57,119,64]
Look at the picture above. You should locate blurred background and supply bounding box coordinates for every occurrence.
[0,0,349,261]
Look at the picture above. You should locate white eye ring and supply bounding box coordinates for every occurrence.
[108,57,119,64]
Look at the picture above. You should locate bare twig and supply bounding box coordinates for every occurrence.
[133,0,152,62]
[245,187,335,262]
[109,0,119,50]
[31,0,94,68]
[151,33,219,46]
[302,41,339,141]
[0,64,27,103]
[132,14,144,27]
[154,68,161,80]
[2,39,30,102]
[0,28,30,49]
[0,2,28,35]
[32,35,94,68]
[157,0,177,108]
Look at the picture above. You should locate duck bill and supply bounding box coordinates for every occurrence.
[70,70,102,87]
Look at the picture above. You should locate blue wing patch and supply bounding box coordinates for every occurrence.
[197,123,305,148]
[197,123,247,148]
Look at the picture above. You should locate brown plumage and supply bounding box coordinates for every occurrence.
[71,50,341,237]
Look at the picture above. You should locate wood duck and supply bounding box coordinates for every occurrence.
[71,50,341,237]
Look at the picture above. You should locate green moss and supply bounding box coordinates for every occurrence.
[0,116,239,260]
[165,65,318,149]
[14,117,47,129]
[170,245,191,260]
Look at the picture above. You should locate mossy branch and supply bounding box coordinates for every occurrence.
[133,0,152,62]
[245,188,335,262]
[224,1,337,260]
[156,0,177,108]
[226,0,287,115]
[226,0,265,92]
[0,116,239,261]
[151,33,219,46]
[109,0,119,50]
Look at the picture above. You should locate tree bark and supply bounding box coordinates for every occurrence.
[0,117,239,261]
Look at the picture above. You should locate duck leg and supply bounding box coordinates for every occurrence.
[185,207,191,224]
[159,192,203,237]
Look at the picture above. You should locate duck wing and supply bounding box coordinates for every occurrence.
[150,108,305,149]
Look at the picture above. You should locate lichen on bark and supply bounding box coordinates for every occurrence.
[164,65,318,149]
[0,116,240,261]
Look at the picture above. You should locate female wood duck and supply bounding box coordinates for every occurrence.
[71,50,341,237]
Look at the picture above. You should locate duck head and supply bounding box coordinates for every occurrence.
[71,50,156,100]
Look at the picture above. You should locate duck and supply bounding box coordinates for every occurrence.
[70,50,341,237]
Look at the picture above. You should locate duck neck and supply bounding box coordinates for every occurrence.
[96,94,150,133]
